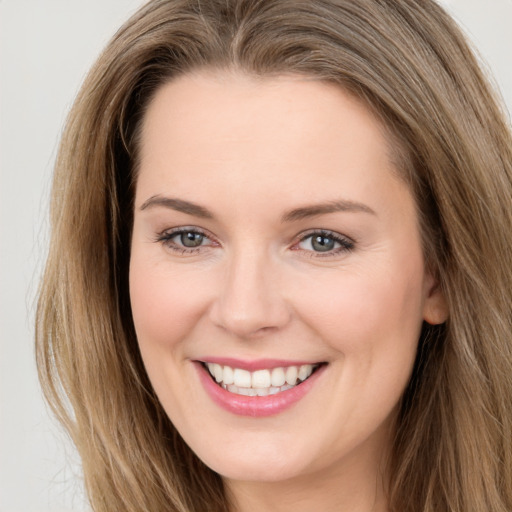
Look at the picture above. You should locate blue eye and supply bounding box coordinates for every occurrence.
[178,231,206,248]
[157,228,212,252]
[297,231,354,254]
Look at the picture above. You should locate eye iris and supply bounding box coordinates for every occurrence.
[180,232,204,247]
[311,235,335,252]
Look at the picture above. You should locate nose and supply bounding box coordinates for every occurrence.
[208,246,292,338]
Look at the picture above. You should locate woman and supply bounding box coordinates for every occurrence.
[36,1,512,511]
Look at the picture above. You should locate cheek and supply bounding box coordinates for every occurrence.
[291,256,426,356]
[129,258,210,351]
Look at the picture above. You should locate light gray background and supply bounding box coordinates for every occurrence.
[0,1,510,511]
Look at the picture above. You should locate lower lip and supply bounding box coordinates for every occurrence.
[195,363,326,417]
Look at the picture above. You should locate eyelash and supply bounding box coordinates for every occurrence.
[292,229,355,257]
[155,227,214,254]
[155,227,355,257]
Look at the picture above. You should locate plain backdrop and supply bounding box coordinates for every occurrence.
[0,1,510,511]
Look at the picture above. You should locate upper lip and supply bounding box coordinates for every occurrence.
[196,357,324,371]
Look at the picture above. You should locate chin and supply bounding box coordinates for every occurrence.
[209,457,307,483]
[187,433,319,483]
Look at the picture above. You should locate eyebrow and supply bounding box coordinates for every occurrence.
[281,199,376,222]
[139,195,376,221]
[140,196,214,218]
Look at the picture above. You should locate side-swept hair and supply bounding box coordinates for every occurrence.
[36,1,512,511]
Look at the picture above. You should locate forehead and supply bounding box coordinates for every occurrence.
[139,71,392,153]
[135,71,405,215]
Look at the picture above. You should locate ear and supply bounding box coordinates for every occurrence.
[422,274,449,325]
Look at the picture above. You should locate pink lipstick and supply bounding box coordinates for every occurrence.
[195,360,326,417]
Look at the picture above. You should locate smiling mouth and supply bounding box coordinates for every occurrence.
[202,362,324,397]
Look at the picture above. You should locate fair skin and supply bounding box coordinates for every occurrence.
[129,71,447,512]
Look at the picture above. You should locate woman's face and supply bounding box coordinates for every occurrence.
[130,71,446,486]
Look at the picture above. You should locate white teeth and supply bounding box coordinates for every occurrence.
[252,369,271,388]
[213,363,223,383]
[224,383,296,397]
[298,364,313,381]
[227,384,239,394]
[223,365,234,385]
[233,368,251,388]
[285,366,298,385]
[255,387,269,396]
[271,367,286,387]
[237,387,257,396]
[205,362,319,395]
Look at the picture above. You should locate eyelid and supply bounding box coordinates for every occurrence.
[155,226,218,252]
[154,226,354,257]
[291,229,355,256]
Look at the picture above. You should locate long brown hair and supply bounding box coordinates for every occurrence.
[36,1,512,511]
